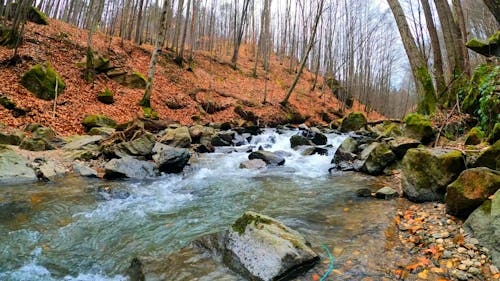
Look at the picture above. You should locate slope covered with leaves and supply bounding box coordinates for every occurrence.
[0,19,383,136]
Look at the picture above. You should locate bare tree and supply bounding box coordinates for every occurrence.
[231,0,252,69]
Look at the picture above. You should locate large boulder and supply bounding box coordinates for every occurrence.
[473,140,500,170]
[290,135,311,148]
[340,112,367,132]
[331,148,357,171]
[463,189,500,268]
[358,142,396,175]
[0,130,25,145]
[20,62,65,100]
[464,127,485,145]
[152,144,191,173]
[223,211,319,281]
[402,113,434,144]
[446,168,500,218]
[104,157,156,179]
[388,137,421,159]
[115,133,155,157]
[19,138,53,151]
[338,137,358,153]
[0,147,37,184]
[402,148,465,202]
[82,114,117,132]
[108,71,147,89]
[159,126,192,148]
[249,151,285,166]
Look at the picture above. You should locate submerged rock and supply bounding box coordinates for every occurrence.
[0,147,37,184]
[446,167,500,218]
[224,211,319,281]
[402,148,465,202]
[104,157,156,179]
[249,150,285,166]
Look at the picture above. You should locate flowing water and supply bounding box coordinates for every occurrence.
[0,129,404,280]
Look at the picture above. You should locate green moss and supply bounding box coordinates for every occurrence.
[232,212,273,235]
[340,112,367,132]
[21,62,65,100]
[416,66,436,114]
[82,114,117,131]
[0,95,16,110]
[28,6,48,25]
[142,107,159,120]
[489,123,500,144]
[97,88,114,104]
[403,113,434,143]
[465,127,485,145]
[466,31,500,57]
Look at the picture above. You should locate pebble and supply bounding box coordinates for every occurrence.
[458,264,467,270]
[457,247,467,253]
[468,267,481,275]
[452,269,469,280]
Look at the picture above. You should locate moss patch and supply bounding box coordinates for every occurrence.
[340,112,367,132]
[142,107,159,120]
[465,127,485,145]
[232,212,273,235]
[82,114,117,131]
[416,66,436,114]
[403,113,434,143]
[97,88,114,104]
[21,62,65,100]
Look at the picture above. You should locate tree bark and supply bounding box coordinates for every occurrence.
[387,0,436,115]
[482,0,500,24]
[231,0,251,69]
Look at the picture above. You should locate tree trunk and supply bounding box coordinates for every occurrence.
[175,0,191,64]
[231,0,251,69]
[452,0,470,77]
[482,0,500,24]
[134,0,145,44]
[280,0,324,106]
[387,0,436,115]
[139,0,170,108]
[421,0,446,95]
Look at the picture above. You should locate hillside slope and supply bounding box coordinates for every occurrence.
[0,19,383,135]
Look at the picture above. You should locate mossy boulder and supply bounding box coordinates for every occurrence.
[82,114,117,131]
[358,142,396,175]
[97,88,114,104]
[88,127,115,136]
[466,31,500,57]
[340,112,367,132]
[372,122,403,138]
[489,123,500,144]
[474,140,500,170]
[142,107,159,120]
[465,127,485,145]
[19,138,53,151]
[402,148,465,202]
[108,71,147,89]
[403,113,434,144]
[32,126,55,141]
[28,6,49,25]
[114,133,156,157]
[77,54,112,74]
[446,167,500,218]
[21,62,65,100]
[159,126,192,148]
[0,94,28,117]
[0,130,25,145]
[290,134,311,148]
[224,211,319,281]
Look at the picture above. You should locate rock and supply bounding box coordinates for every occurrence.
[302,147,329,156]
[189,125,215,141]
[224,211,319,281]
[489,123,500,144]
[248,151,285,166]
[331,148,357,171]
[290,134,311,148]
[371,122,403,138]
[82,114,117,131]
[356,188,372,197]
[35,160,66,179]
[402,148,465,202]
[340,112,367,132]
[27,6,49,25]
[388,137,421,159]
[88,127,115,136]
[159,126,191,148]
[19,138,53,151]
[142,107,159,120]
[97,88,114,104]
[466,31,500,57]
[115,133,155,157]
[104,157,156,179]
[403,113,434,144]
[62,135,102,150]
[310,131,327,145]
[211,135,232,147]
[32,126,55,141]
[465,127,485,146]
[358,142,396,175]
[73,162,98,178]
[338,137,358,153]
[20,62,65,100]
[153,144,191,173]
[0,130,25,145]
[463,189,500,268]
[95,186,130,201]
[375,187,399,199]
[445,167,500,218]
[240,159,267,170]
[473,140,500,170]
[108,71,147,89]
[0,147,37,184]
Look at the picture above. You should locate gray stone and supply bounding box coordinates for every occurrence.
[115,133,155,157]
[290,135,311,148]
[63,135,103,150]
[338,137,358,154]
[104,157,156,179]
[159,126,192,148]
[153,144,191,173]
[302,147,329,156]
[388,137,421,159]
[358,142,396,175]
[0,147,37,184]
[73,162,98,178]
[19,138,53,151]
[88,127,116,136]
[248,151,285,166]
[240,159,267,170]
[375,187,399,199]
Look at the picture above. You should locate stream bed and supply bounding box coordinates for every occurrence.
[0,129,406,280]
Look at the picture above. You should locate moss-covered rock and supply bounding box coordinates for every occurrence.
[358,142,396,175]
[465,127,485,145]
[0,95,28,117]
[446,167,500,218]
[21,62,65,100]
[142,107,159,120]
[0,130,25,145]
[466,31,500,57]
[474,140,500,170]
[81,114,117,131]
[32,126,55,141]
[108,71,147,89]
[28,6,49,25]
[77,54,112,74]
[371,122,403,138]
[402,148,465,202]
[159,126,192,148]
[403,113,434,144]
[290,134,311,148]
[88,127,115,136]
[489,123,500,144]
[19,138,53,151]
[97,88,114,104]
[340,112,367,132]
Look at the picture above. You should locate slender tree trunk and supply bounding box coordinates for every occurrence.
[231,0,251,69]
[139,0,170,108]
[176,0,191,64]
[421,0,446,95]
[452,0,470,77]
[134,0,145,44]
[281,0,324,106]
[387,0,436,115]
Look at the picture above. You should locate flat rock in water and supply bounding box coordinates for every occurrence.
[240,159,267,170]
[248,150,285,166]
[104,157,156,179]
[375,186,399,199]
[0,147,37,185]
[224,211,319,281]
[73,162,98,178]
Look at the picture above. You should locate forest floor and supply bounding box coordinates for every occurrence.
[0,19,383,136]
